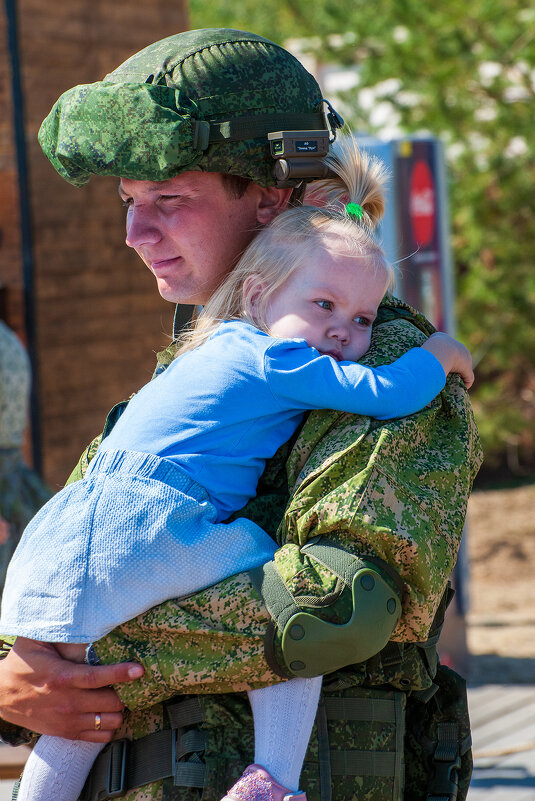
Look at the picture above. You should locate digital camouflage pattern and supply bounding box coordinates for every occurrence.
[79,296,481,801]
[38,29,326,188]
[0,298,479,798]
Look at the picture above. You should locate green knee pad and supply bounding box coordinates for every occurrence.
[281,565,401,678]
[249,539,403,679]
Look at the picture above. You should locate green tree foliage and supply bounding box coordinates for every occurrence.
[190,0,535,469]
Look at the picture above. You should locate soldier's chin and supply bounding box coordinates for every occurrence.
[155,276,206,306]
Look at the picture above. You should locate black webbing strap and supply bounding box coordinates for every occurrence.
[417,583,454,675]
[412,682,440,704]
[426,721,461,801]
[173,753,206,790]
[84,699,206,801]
[324,696,397,724]
[301,538,404,596]
[166,696,205,729]
[373,641,404,670]
[315,697,332,801]
[84,730,173,801]
[248,560,302,636]
[195,112,327,147]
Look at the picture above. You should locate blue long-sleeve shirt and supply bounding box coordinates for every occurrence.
[99,320,446,520]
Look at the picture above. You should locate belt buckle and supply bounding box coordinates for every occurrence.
[102,738,128,799]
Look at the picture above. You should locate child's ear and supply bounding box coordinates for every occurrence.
[243,274,266,317]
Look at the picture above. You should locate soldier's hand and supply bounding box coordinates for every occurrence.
[0,637,143,742]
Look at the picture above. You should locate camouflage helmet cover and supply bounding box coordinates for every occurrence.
[38,29,329,187]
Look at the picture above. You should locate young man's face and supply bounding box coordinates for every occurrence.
[263,248,390,363]
[120,172,287,305]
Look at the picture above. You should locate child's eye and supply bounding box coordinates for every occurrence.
[354,316,371,326]
[316,300,333,311]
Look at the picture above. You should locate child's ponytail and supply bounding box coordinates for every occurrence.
[304,137,388,229]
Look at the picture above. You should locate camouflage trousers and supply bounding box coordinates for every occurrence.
[98,572,283,709]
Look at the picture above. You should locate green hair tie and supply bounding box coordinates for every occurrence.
[346,202,364,220]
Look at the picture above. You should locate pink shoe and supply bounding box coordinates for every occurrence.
[221,764,307,801]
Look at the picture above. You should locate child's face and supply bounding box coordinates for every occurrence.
[262,249,389,362]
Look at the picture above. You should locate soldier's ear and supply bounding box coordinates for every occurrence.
[255,187,293,225]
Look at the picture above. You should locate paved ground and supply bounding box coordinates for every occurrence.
[468,684,535,800]
[464,484,535,799]
[467,484,535,678]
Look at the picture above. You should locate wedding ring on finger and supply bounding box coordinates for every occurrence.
[94,713,102,731]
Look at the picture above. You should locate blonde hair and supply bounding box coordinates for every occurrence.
[176,138,393,357]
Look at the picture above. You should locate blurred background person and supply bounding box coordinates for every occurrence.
[0,321,51,595]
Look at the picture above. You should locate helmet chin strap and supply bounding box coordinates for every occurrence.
[172,304,197,341]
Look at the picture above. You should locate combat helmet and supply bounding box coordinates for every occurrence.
[38,29,343,189]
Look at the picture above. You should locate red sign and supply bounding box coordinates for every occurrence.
[409,160,436,248]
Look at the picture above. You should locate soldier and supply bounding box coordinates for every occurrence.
[0,29,481,801]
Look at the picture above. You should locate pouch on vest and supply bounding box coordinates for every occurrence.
[405,663,472,801]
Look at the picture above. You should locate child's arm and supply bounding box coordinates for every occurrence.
[421,332,474,388]
[266,334,474,421]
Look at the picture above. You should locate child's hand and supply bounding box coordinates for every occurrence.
[421,332,474,389]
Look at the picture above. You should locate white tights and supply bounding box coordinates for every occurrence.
[17,736,104,801]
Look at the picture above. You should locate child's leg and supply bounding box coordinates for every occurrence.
[245,675,322,791]
[17,736,104,801]
[55,642,87,661]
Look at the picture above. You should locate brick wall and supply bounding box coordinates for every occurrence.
[1,1,189,488]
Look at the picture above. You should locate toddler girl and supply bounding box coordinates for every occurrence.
[0,140,473,801]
